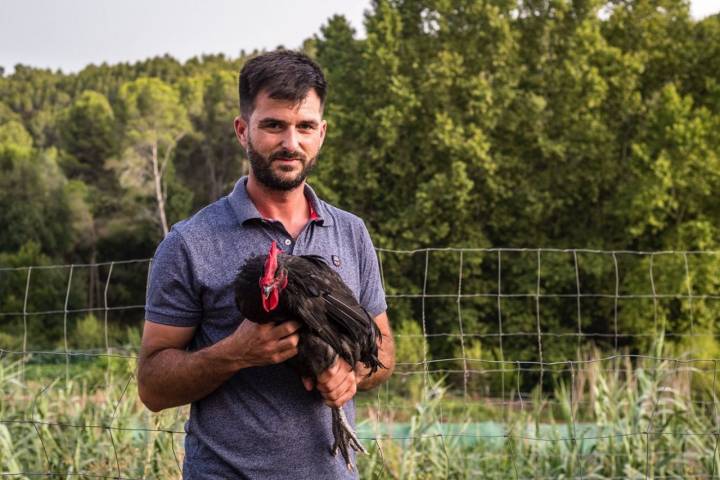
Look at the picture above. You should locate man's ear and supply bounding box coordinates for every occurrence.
[319,119,328,146]
[234,116,249,149]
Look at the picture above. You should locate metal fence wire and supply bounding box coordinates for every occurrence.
[2,248,720,478]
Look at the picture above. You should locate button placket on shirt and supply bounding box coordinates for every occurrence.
[272,223,295,253]
[258,216,319,255]
[257,220,293,253]
[292,219,319,256]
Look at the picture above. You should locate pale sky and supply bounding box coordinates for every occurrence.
[1,0,718,74]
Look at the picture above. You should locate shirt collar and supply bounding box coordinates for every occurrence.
[228,176,333,227]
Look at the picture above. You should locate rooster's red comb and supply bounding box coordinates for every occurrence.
[263,241,282,275]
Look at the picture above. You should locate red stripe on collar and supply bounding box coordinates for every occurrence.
[308,197,320,220]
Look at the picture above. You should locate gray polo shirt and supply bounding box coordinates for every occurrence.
[145,177,387,479]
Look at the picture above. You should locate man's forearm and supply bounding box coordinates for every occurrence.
[357,330,395,391]
[137,335,240,412]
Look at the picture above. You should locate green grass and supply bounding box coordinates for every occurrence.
[2,348,720,479]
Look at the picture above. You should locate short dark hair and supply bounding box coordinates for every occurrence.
[238,50,327,119]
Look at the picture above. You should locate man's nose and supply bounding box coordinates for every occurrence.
[280,127,300,152]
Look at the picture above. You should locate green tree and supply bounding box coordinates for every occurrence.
[175,71,246,208]
[0,121,73,256]
[315,0,520,367]
[58,90,117,182]
[111,78,192,236]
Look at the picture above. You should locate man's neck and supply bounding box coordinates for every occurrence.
[246,174,310,237]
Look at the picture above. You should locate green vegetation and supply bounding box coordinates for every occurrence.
[2,0,719,370]
[2,346,718,479]
[2,0,720,476]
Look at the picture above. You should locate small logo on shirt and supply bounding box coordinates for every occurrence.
[331,255,341,267]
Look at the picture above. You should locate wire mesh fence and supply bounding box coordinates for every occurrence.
[2,248,720,478]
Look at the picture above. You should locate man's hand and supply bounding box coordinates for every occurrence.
[227,319,301,369]
[302,357,358,408]
[298,312,396,407]
[137,319,301,412]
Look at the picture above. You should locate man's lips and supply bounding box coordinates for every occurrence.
[272,157,303,162]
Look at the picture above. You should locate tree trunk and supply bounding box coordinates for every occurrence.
[152,142,169,236]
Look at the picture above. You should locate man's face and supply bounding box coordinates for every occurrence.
[234,89,327,191]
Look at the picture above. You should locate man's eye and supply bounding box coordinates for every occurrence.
[298,124,315,131]
[261,121,283,130]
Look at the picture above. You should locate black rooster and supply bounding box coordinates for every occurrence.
[234,241,384,470]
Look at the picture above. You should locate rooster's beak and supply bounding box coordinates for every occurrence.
[262,285,273,298]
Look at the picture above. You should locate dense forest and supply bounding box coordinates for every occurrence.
[1,0,719,391]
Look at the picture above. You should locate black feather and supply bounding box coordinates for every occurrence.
[234,252,383,376]
[234,248,384,468]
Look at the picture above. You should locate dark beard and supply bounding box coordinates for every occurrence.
[247,139,317,191]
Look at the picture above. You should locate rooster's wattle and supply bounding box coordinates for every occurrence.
[234,241,384,470]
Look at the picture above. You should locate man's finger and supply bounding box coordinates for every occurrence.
[244,320,274,334]
[323,378,350,402]
[317,371,344,393]
[328,391,354,408]
[317,359,341,383]
[276,334,300,351]
[271,346,298,364]
[318,368,353,394]
[301,377,314,391]
[272,321,301,338]
[324,380,356,407]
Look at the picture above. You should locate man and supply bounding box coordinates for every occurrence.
[137,50,395,479]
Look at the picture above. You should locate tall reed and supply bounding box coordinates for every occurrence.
[2,348,718,479]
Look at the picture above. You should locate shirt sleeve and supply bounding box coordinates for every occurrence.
[357,221,387,318]
[145,229,203,327]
